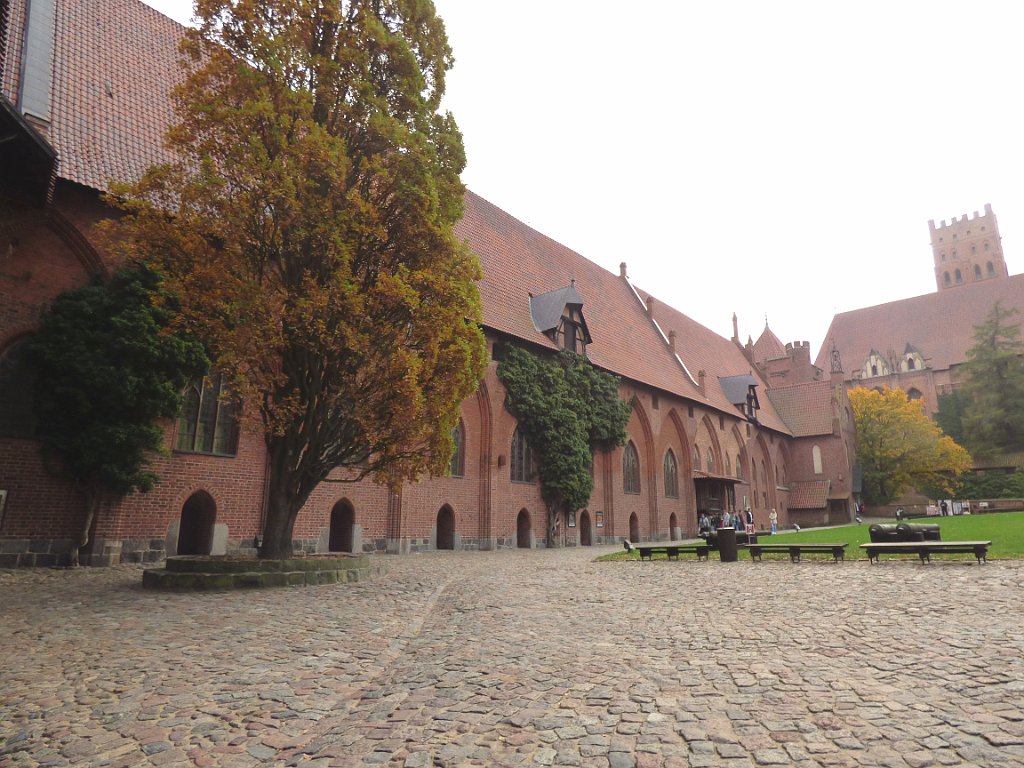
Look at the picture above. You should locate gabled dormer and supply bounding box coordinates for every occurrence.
[719,373,760,422]
[529,281,592,355]
[901,343,926,372]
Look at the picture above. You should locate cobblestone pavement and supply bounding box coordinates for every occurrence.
[2,548,1024,768]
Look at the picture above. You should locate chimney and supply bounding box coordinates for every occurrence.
[18,0,56,125]
[646,296,655,319]
[668,329,676,353]
[732,312,739,342]
[697,369,706,393]
[619,262,627,278]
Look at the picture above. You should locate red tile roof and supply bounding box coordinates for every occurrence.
[752,323,787,363]
[2,0,187,191]
[634,289,791,433]
[6,0,796,429]
[788,480,830,510]
[815,275,1024,375]
[765,380,835,437]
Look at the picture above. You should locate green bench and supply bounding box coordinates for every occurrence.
[624,540,710,561]
[860,541,991,564]
[747,543,847,562]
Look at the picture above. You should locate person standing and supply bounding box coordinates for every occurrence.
[769,508,778,534]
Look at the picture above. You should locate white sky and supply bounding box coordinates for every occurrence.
[144,1,1024,360]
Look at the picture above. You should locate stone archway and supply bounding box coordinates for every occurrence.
[516,508,532,549]
[329,500,355,552]
[178,491,216,556]
[629,513,640,543]
[579,511,592,546]
[436,505,455,550]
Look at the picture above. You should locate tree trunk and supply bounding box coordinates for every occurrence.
[546,500,562,548]
[71,488,101,568]
[260,482,299,559]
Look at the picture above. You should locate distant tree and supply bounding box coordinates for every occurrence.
[933,389,969,447]
[959,302,1024,456]
[954,469,1024,500]
[105,0,487,559]
[849,386,971,506]
[25,266,208,565]
[498,346,631,546]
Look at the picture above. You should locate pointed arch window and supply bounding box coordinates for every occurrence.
[955,269,963,284]
[0,340,35,437]
[724,454,732,477]
[943,272,951,286]
[176,375,240,456]
[663,449,678,498]
[511,427,535,483]
[623,441,641,494]
[449,420,466,477]
[987,261,995,276]
[974,264,982,280]
[736,454,743,479]
[812,445,823,475]
[693,445,701,471]
[706,448,714,473]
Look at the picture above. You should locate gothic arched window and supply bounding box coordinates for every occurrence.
[663,449,678,499]
[511,427,534,483]
[623,441,641,494]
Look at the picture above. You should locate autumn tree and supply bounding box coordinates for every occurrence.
[959,302,1024,456]
[849,387,971,506]
[107,0,487,558]
[497,346,631,546]
[25,266,208,565]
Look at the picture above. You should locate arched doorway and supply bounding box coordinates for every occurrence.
[329,500,355,552]
[579,511,592,546]
[629,512,640,543]
[436,505,455,550]
[178,490,216,555]
[516,508,531,548]
[669,512,678,540]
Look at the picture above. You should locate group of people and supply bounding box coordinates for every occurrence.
[698,508,755,535]
[698,508,780,535]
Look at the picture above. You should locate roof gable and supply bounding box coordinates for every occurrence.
[766,380,835,436]
[818,274,1024,375]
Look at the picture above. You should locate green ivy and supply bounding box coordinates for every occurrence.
[497,346,631,544]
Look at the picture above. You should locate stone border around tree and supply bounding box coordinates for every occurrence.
[141,554,386,590]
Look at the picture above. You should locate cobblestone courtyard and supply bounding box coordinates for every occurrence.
[2,547,1023,767]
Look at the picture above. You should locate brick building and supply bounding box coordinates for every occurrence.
[817,206,1024,420]
[0,0,856,565]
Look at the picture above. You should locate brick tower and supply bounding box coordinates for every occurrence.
[930,203,1008,291]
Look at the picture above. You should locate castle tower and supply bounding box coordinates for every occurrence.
[930,203,1008,291]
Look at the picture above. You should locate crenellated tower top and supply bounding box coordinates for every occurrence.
[929,203,1008,291]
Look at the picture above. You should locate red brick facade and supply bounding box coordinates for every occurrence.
[0,0,857,565]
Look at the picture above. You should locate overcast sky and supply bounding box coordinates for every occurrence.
[144,1,1023,360]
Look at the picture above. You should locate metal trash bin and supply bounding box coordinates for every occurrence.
[717,527,738,562]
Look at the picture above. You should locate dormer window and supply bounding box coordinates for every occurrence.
[559,306,587,354]
[529,283,592,356]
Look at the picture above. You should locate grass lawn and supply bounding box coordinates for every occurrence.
[596,510,1024,562]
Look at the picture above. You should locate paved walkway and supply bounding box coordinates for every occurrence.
[2,548,1023,767]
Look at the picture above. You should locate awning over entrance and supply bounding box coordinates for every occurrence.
[692,470,741,484]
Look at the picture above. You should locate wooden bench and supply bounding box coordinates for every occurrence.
[860,541,991,564]
[747,543,847,562]
[624,540,710,561]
